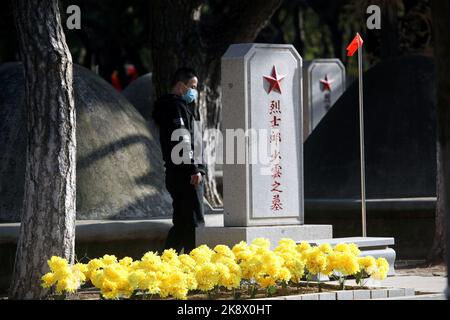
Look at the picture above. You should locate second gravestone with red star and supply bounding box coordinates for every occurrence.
[196,44,332,249]
[303,59,346,140]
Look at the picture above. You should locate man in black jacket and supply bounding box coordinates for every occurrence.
[152,67,206,254]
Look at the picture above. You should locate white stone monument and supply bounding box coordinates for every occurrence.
[196,44,332,248]
[303,59,346,140]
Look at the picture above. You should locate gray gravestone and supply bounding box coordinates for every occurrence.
[223,43,304,227]
[123,73,155,123]
[303,59,346,140]
[196,44,332,248]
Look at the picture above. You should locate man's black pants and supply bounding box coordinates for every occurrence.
[164,170,205,254]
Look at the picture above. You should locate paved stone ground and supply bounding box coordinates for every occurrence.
[396,263,446,277]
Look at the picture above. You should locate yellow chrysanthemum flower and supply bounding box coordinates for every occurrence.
[195,262,219,292]
[232,242,254,262]
[305,247,328,275]
[318,243,333,254]
[156,264,190,300]
[178,254,196,273]
[47,256,68,271]
[161,249,178,262]
[377,257,389,270]
[41,272,56,288]
[161,249,182,268]
[139,251,162,272]
[72,263,88,282]
[278,238,297,248]
[101,254,118,265]
[251,238,271,250]
[285,259,306,283]
[119,257,133,267]
[185,273,198,291]
[334,243,350,254]
[190,245,214,264]
[55,277,79,294]
[257,275,276,288]
[349,243,361,256]
[334,252,360,276]
[296,241,311,254]
[277,267,292,283]
[214,245,234,258]
[371,258,389,280]
[358,256,377,275]
[41,256,86,294]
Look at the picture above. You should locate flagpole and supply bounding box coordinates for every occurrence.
[358,37,367,237]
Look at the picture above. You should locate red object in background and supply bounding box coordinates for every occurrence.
[110,64,139,91]
[111,70,122,91]
[346,33,364,57]
[126,64,138,82]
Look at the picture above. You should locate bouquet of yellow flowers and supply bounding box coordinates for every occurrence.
[41,238,389,300]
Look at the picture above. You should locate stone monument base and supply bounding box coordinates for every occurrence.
[196,224,333,249]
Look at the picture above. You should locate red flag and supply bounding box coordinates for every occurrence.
[346,33,364,57]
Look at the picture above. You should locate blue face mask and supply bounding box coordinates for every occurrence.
[182,88,198,104]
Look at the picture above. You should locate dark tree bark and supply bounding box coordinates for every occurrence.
[150,0,282,207]
[428,0,450,265]
[380,2,400,59]
[306,0,346,60]
[293,3,307,55]
[9,0,76,299]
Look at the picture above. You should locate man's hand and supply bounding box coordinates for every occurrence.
[190,172,203,185]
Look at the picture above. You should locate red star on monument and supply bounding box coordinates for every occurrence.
[264,66,285,94]
[320,74,334,92]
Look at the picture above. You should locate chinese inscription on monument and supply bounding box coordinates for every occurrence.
[264,66,286,213]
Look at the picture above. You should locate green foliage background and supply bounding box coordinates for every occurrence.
[0,0,433,85]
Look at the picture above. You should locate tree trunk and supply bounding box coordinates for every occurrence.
[9,0,76,299]
[428,0,450,265]
[380,2,400,59]
[150,0,281,207]
[293,4,306,56]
